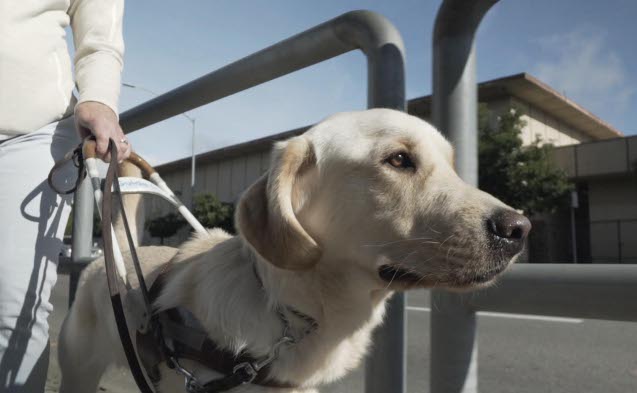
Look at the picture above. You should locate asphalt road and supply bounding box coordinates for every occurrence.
[47,276,637,393]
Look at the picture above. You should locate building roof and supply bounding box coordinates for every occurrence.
[409,73,623,140]
[157,125,310,173]
[157,72,623,173]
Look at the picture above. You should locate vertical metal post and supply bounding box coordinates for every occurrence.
[570,190,579,263]
[70,174,94,306]
[431,0,499,392]
[617,220,622,263]
[431,292,479,392]
[570,207,578,263]
[361,13,407,393]
[365,295,406,393]
[191,118,196,209]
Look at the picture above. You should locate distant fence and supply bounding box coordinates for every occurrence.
[527,217,637,264]
[588,219,637,264]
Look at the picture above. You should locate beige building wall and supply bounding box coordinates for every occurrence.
[587,177,637,222]
[477,97,591,147]
[510,97,592,146]
[147,150,270,219]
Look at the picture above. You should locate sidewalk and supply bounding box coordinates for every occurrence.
[46,275,137,393]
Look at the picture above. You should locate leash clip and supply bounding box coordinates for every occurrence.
[185,377,204,393]
[231,362,258,384]
[170,356,205,393]
[232,335,294,386]
[71,146,83,168]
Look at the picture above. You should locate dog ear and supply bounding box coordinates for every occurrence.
[236,136,321,270]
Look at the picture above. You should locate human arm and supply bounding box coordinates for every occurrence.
[69,0,130,161]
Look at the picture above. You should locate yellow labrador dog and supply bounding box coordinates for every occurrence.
[58,109,530,393]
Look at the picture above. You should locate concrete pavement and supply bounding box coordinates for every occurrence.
[46,276,637,392]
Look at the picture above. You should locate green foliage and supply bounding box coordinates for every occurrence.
[192,193,235,234]
[478,104,572,215]
[145,193,235,243]
[146,213,185,244]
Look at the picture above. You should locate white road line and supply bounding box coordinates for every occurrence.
[406,306,583,324]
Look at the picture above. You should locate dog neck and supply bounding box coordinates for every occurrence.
[156,231,392,386]
[253,247,390,333]
[249,245,392,385]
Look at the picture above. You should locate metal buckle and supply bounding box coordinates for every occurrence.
[71,147,83,168]
[170,356,204,393]
[184,377,204,393]
[232,362,258,384]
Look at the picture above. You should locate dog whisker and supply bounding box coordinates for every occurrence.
[438,234,455,251]
[419,240,441,246]
[428,226,442,234]
[361,237,436,248]
[398,249,420,266]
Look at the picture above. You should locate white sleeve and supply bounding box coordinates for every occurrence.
[69,0,125,116]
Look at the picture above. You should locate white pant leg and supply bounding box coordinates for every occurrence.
[0,117,79,392]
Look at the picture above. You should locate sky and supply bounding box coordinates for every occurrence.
[91,0,637,166]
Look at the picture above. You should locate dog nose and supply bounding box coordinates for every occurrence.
[487,210,531,240]
[486,210,531,254]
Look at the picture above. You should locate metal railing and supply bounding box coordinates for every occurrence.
[430,1,637,393]
[71,10,407,393]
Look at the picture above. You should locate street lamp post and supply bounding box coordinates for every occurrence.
[189,117,196,209]
[122,83,197,208]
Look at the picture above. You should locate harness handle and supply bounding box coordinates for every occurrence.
[82,138,157,178]
[48,138,157,195]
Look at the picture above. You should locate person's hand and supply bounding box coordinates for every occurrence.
[75,101,131,162]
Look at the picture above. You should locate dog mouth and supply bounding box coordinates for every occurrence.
[378,265,425,285]
[451,262,510,287]
[378,261,511,289]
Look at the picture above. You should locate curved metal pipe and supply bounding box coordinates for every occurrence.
[433,0,498,186]
[119,10,405,132]
[431,1,499,393]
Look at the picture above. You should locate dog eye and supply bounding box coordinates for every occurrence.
[386,152,415,170]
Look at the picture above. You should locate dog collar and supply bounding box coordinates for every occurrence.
[135,261,319,392]
[252,261,319,342]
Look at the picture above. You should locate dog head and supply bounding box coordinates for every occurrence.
[237,109,530,290]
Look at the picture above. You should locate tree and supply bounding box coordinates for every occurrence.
[478,104,572,215]
[192,193,235,234]
[146,213,185,244]
[146,193,234,244]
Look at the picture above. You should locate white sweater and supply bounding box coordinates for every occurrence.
[0,0,124,135]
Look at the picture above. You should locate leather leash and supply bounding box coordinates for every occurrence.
[101,139,157,393]
[51,138,313,392]
[47,138,154,391]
